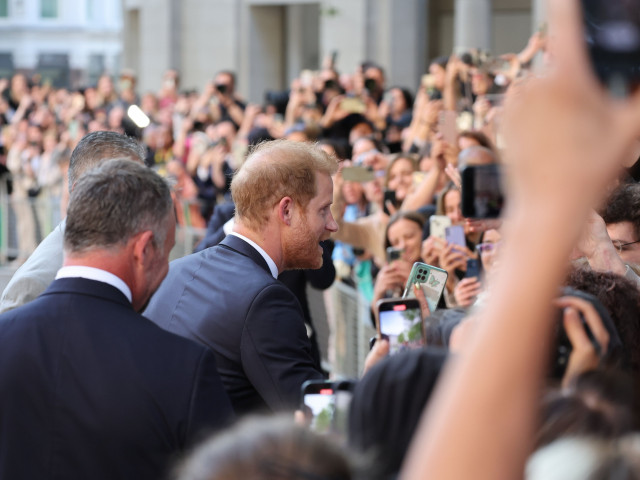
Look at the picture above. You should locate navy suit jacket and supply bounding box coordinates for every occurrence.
[144,234,324,414]
[0,277,234,480]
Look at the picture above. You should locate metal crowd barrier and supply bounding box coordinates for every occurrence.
[323,281,376,378]
[0,186,207,265]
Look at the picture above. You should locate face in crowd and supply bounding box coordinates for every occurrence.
[387,157,415,204]
[607,221,640,266]
[387,217,423,264]
[444,189,464,225]
[477,228,501,275]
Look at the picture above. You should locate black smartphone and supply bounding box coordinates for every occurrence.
[383,189,397,216]
[364,78,377,92]
[461,164,505,219]
[301,380,335,434]
[465,258,480,278]
[386,246,403,263]
[581,0,640,96]
[377,297,424,355]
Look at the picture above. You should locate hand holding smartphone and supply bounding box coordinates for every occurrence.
[402,262,448,314]
[377,297,424,355]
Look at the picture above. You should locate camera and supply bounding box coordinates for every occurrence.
[461,164,505,219]
[364,78,377,93]
[582,0,640,95]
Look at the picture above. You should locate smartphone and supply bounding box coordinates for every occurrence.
[383,189,396,216]
[342,165,375,183]
[465,258,480,278]
[377,297,424,355]
[402,262,448,314]
[301,380,335,434]
[364,78,377,93]
[340,96,366,114]
[429,215,451,240]
[412,171,426,187]
[438,110,458,145]
[445,225,466,248]
[461,164,505,219]
[386,246,403,263]
[581,0,640,96]
[332,380,356,439]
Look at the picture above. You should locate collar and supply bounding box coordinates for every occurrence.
[229,232,278,279]
[55,266,132,304]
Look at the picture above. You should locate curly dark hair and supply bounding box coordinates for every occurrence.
[600,183,640,240]
[566,266,640,373]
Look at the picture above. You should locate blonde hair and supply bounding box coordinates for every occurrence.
[231,140,338,230]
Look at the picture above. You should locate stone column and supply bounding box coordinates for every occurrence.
[454,0,492,52]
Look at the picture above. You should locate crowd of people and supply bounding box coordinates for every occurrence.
[2,1,640,478]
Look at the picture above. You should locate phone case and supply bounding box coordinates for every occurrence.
[342,166,375,183]
[376,297,424,355]
[429,215,451,240]
[445,225,466,248]
[465,258,480,278]
[402,262,448,313]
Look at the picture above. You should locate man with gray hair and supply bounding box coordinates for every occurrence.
[0,159,233,480]
[0,130,145,313]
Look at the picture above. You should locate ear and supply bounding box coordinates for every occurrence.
[278,196,294,226]
[131,230,155,268]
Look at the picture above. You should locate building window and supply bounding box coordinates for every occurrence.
[41,0,57,18]
[0,0,8,17]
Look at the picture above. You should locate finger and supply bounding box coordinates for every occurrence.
[432,236,447,248]
[458,277,477,287]
[414,283,431,318]
[386,200,398,216]
[459,278,481,291]
[562,306,594,352]
[467,285,483,297]
[294,410,307,426]
[556,296,609,354]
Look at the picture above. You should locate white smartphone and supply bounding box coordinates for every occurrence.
[429,215,451,240]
